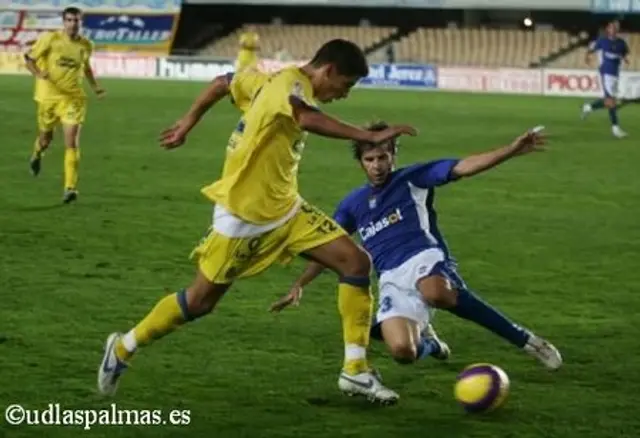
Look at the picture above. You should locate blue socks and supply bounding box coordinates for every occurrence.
[589,99,620,127]
[447,289,530,348]
[609,107,619,126]
[590,98,605,110]
[416,337,441,359]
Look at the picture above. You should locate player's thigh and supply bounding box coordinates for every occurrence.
[36,101,59,133]
[381,316,422,357]
[191,225,288,285]
[288,202,370,276]
[416,273,457,308]
[376,281,431,334]
[602,74,619,107]
[59,98,86,146]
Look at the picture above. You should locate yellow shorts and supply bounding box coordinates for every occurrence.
[37,98,87,132]
[191,201,346,284]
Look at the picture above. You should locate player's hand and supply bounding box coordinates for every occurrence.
[269,284,303,313]
[160,120,190,149]
[369,125,418,144]
[511,127,547,156]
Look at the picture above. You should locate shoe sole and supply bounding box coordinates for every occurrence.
[340,389,399,405]
[97,333,120,396]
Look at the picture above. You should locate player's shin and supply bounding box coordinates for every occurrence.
[338,277,373,375]
[64,146,79,190]
[447,289,530,348]
[114,289,191,362]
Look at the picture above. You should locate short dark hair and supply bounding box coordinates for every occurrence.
[310,39,368,78]
[352,121,398,160]
[63,7,82,16]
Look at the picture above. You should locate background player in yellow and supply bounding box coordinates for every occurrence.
[24,7,105,204]
[98,40,416,404]
[235,25,260,72]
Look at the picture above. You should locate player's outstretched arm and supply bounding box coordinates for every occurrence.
[291,97,417,144]
[84,65,105,97]
[451,127,546,179]
[160,74,232,149]
[269,261,326,312]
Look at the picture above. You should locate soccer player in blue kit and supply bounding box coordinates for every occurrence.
[581,19,630,138]
[271,122,563,375]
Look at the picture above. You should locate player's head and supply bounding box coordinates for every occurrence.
[62,7,82,37]
[352,121,398,186]
[605,19,620,37]
[308,39,368,103]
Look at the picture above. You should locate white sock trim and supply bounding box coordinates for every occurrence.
[122,330,138,353]
[345,344,366,362]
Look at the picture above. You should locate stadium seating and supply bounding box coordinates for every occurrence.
[394,27,583,68]
[201,24,396,60]
[548,32,640,70]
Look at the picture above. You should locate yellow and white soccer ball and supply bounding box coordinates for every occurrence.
[454,363,510,413]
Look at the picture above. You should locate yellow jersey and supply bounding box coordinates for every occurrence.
[236,31,259,71]
[202,67,317,224]
[228,67,268,113]
[26,30,93,102]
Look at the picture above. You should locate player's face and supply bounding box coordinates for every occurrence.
[361,146,394,186]
[316,65,359,103]
[63,13,81,36]
[607,21,619,37]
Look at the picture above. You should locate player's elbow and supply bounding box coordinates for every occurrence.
[290,97,320,129]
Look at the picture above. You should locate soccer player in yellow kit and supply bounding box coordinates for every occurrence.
[235,25,260,72]
[98,40,416,404]
[24,7,105,203]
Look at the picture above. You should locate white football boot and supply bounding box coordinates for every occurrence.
[338,370,399,405]
[581,103,592,120]
[97,332,128,396]
[524,335,563,370]
[422,323,451,360]
[612,125,628,138]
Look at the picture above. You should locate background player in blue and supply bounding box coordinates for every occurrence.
[582,19,630,138]
[271,122,563,371]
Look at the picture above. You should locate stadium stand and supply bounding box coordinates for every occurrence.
[548,32,640,70]
[393,27,586,68]
[199,24,397,60]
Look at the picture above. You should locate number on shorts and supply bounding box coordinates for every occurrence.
[380,296,393,313]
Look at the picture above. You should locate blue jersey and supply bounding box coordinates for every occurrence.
[589,36,629,77]
[333,159,460,275]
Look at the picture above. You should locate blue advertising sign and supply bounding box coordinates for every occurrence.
[591,0,640,13]
[4,0,181,13]
[82,13,177,54]
[359,64,438,89]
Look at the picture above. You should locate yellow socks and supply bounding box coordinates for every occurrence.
[338,278,373,376]
[64,147,79,190]
[114,291,188,362]
[32,138,44,158]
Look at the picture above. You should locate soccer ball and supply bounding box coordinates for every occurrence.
[454,363,510,413]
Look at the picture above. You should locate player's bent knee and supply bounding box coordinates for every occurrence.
[341,246,371,278]
[387,341,418,364]
[605,97,615,108]
[185,274,230,318]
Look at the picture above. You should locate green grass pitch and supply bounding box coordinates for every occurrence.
[1,74,640,437]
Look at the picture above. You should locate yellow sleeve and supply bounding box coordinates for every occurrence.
[84,40,94,68]
[26,31,54,60]
[269,71,317,119]
[229,69,266,106]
